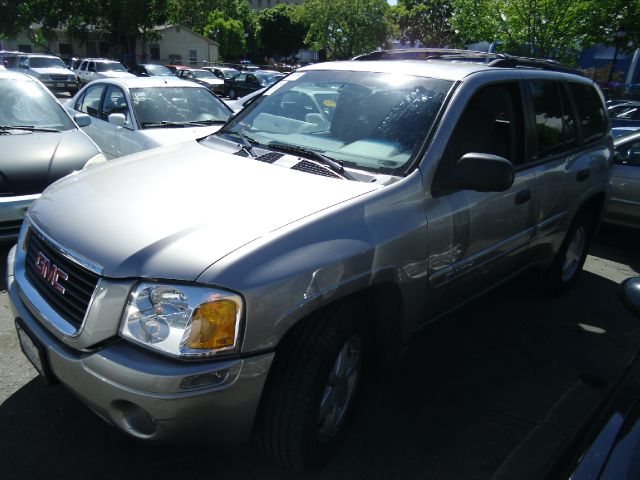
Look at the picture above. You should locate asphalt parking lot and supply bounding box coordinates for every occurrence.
[0,226,638,480]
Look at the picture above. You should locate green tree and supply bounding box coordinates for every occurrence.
[203,10,246,60]
[258,3,307,59]
[0,0,86,48]
[451,0,595,63]
[581,0,640,51]
[395,0,462,48]
[296,0,391,60]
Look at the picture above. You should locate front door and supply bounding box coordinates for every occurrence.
[426,82,537,318]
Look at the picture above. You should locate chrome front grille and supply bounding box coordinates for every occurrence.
[24,228,99,329]
[49,74,72,82]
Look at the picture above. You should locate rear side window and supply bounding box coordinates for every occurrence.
[568,83,607,142]
[529,80,576,158]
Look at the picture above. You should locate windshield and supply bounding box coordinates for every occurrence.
[97,62,127,72]
[146,65,173,76]
[193,70,216,79]
[0,78,74,131]
[130,86,231,128]
[221,69,239,78]
[214,70,453,176]
[28,57,66,69]
[261,74,284,86]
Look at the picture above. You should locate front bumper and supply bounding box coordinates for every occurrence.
[42,81,78,91]
[7,245,274,444]
[0,194,39,242]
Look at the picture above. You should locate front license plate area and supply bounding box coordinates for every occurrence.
[15,320,56,385]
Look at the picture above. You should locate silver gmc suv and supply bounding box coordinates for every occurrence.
[8,53,613,472]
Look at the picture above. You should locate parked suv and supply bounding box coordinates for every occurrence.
[8,55,612,473]
[76,58,135,85]
[8,53,78,95]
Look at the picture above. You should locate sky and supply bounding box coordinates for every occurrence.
[388,0,397,5]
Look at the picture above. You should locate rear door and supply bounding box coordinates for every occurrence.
[528,79,610,261]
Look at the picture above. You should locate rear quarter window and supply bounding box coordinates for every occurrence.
[568,83,608,142]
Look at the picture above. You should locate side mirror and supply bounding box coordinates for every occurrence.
[108,113,127,127]
[447,153,515,192]
[620,277,640,317]
[74,113,91,128]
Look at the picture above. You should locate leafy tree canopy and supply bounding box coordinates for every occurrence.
[257,3,307,58]
[451,0,597,63]
[203,10,246,60]
[395,0,462,48]
[296,0,391,60]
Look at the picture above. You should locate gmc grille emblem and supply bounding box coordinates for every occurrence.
[34,251,68,294]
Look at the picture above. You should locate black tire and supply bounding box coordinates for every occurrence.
[255,302,364,473]
[228,89,236,100]
[540,210,593,295]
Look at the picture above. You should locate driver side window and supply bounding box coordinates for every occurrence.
[102,86,130,123]
[78,84,105,118]
[434,83,523,193]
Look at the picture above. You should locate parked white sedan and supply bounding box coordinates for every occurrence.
[66,77,233,159]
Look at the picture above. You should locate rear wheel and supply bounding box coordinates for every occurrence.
[540,210,593,295]
[255,302,364,473]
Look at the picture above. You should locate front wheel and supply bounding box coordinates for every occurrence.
[228,88,236,100]
[255,302,364,473]
[540,210,593,295]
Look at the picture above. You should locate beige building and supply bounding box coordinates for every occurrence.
[248,0,302,12]
[0,24,219,66]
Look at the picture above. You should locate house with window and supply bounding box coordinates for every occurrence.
[0,24,219,67]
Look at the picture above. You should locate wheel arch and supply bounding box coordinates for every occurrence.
[272,281,406,368]
[578,190,607,230]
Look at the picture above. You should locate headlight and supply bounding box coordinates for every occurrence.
[120,282,243,358]
[82,153,107,169]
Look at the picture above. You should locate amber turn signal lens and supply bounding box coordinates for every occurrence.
[187,300,237,350]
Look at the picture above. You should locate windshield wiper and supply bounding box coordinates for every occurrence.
[141,121,189,128]
[269,142,355,180]
[0,125,60,133]
[224,130,258,158]
[187,119,228,126]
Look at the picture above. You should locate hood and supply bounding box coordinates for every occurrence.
[140,125,223,147]
[0,129,99,195]
[28,141,379,280]
[198,78,224,85]
[101,71,137,78]
[30,67,75,77]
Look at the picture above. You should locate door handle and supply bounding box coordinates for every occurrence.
[515,189,531,205]
[577,169,591,182]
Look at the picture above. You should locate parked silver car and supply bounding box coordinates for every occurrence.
[604,130,640,228]
[8,57,612,472]
[66,77,232,159]
[0,70,104,242]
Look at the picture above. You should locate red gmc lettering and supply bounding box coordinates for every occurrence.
[34,251,68,294]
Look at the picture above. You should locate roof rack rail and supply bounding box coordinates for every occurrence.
[353,48,584,76]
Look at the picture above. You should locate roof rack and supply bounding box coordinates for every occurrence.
[353,48,584,76]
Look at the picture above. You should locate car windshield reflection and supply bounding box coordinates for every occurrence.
[131,87,231,128]
[0,79,74,131]
[214,70,453,176]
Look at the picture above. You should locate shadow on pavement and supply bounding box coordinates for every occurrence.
[593,225,640,273]
[1,268,638,480]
